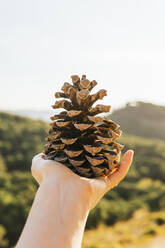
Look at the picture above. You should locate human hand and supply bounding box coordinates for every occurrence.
[31,150,134,210]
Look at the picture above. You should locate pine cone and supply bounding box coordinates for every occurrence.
[44,75,124,178]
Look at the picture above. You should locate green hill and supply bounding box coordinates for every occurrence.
[0,112,49,247]
[110,101,165,141]
[0,111,165,247]
[0,111,48,171]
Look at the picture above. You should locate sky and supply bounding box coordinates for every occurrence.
[0,0,165,112]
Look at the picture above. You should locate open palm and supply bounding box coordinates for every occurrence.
[32,150,134,209]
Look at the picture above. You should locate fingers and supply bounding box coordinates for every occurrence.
[31,153,46,184]
[32,153,45,164]
[31,153,76,184]
[107,150,134,189]
[31,153,45,172]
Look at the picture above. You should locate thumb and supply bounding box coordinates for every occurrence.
[107,150,134,189]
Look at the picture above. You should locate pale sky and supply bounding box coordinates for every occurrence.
[0,0,165,112]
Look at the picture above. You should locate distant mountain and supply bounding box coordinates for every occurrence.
[110,101,165,141]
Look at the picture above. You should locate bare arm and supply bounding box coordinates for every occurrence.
[16,150,134,248]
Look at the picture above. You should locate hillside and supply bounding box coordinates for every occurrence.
[0,111,48,171]
[83,209,165,248]
[0,111,165,247]
[5,102,165,142]
[110,101,165,141]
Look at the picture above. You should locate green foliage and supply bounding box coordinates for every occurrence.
[0,155,6,172]
[0,225,8,247]
[83,209,165,248]
[86,204,103,229]
[0,112,42,246]
[0,111,48,171]
[0,170,37,247]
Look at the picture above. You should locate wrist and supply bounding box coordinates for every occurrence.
[17,171,90,248]
[39,174,90,247]
[41,172,92,211]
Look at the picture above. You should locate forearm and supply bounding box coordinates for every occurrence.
[16,175,90,248]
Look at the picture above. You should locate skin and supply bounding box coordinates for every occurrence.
[16,150,134,248]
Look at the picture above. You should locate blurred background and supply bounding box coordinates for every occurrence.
[0,0,165,247]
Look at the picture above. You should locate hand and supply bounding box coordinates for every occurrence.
[16,151,134,248]
[32,150,134,210]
